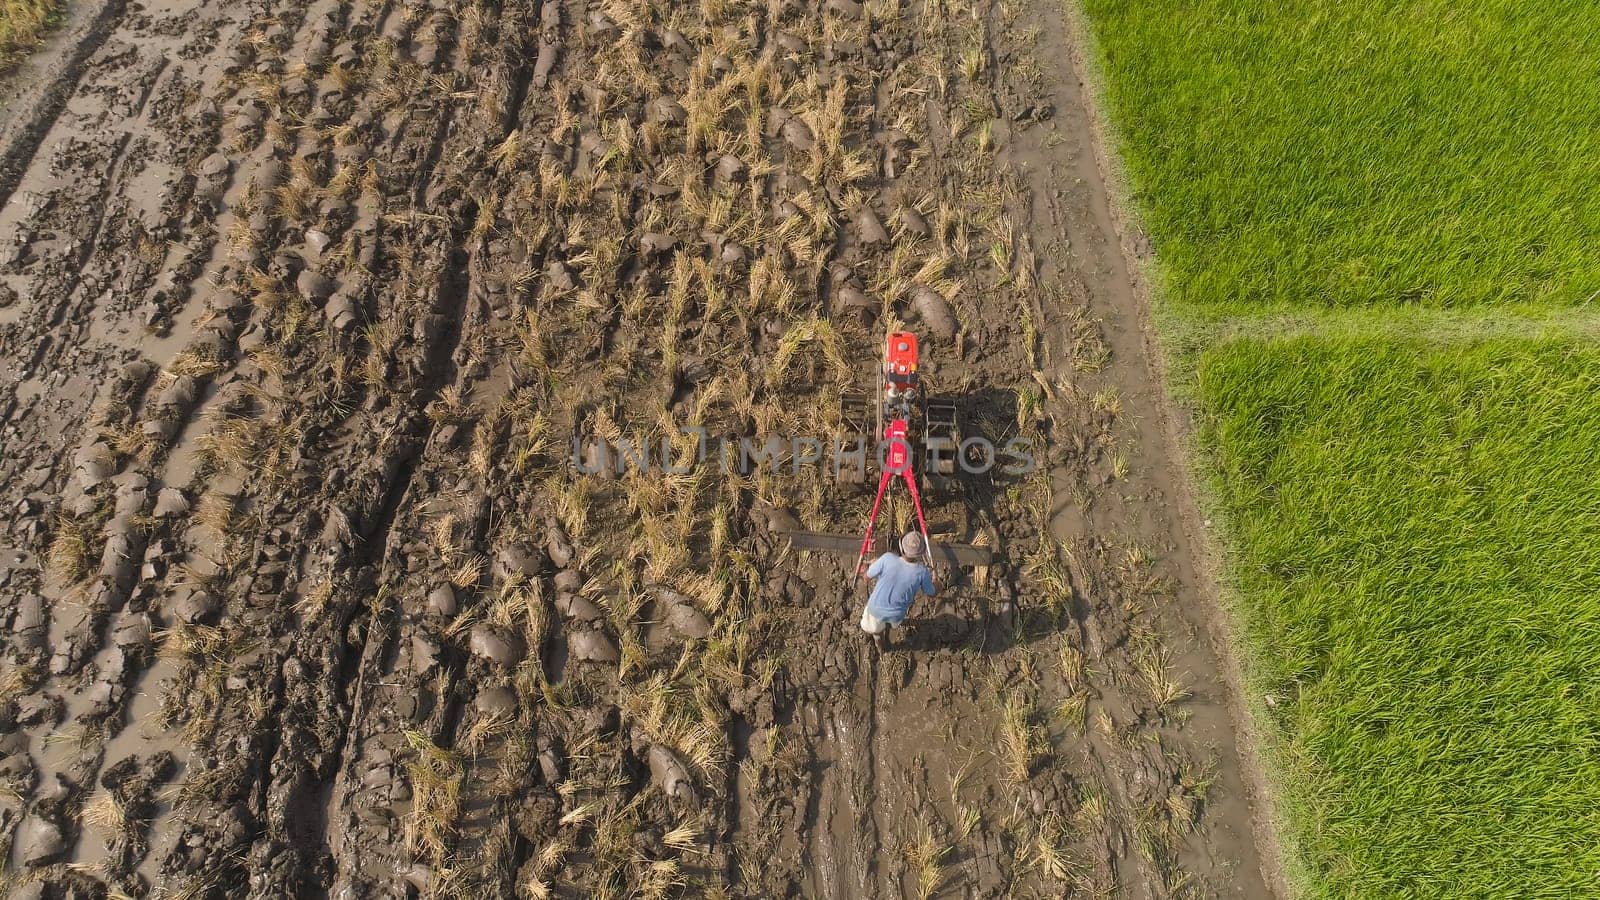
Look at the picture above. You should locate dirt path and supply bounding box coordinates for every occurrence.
[0,0,1276,895]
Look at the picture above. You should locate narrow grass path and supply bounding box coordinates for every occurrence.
[1155,306,1600,395]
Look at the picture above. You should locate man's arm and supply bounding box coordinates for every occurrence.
[921,566,937,597]
[866,555,886,579]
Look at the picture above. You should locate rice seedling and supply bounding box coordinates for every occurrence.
[662,819,701,852]
[403,728,465,862]
[360,320,398,390]
[1132,800,1179,871]
[1055,692,1088,732]
[1014,384,1041,432]
[165,346,226,380]
[272,160,322,221]
[1091,707,1114,740]
[1088,388,1119,416]
[955,802,981,841]
[157,621,258,667]
[248,345,292,381]
[194,414,262,474]
[619,856,678,900]
[81,791,128,834]
[460,708,516,757]
[959,40,982,81]
[1023,538,1074,617]
[46,514,93,584]
[1166,786,1197,831]
[559,799,599,828]
[1133,644,1187,711]
[0,662,40,708]
[296,577,335,620]
[1110,450,1128,481]
[998,694,1044,783]
[764,315,850,389]
[470,406,504,478]
[447,552,485,589]
[470,189,502,244]
[103,417,151,459]
[42,721,103,754]
[903,823,949,900]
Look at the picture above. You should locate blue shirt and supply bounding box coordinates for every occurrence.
[865,553,936,624]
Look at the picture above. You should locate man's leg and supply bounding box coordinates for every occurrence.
[860,608,889,651]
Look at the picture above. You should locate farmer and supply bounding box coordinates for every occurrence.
[860,531,937,649]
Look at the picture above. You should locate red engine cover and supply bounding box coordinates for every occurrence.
[885,332,918,385]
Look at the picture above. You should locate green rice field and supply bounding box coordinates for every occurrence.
[1077,0,1600,894]
[1200,337,1600,894]
[1084,0,1600,312]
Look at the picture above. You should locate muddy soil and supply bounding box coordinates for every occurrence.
[0,0,1274,895]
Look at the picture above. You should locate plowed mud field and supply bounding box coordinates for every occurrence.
[0,0,1274,895]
